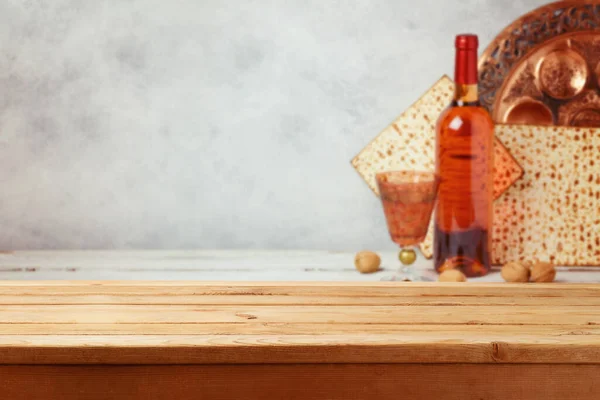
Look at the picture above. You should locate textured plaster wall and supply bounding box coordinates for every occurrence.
[0,0,549,250]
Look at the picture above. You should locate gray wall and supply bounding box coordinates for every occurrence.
[0,0,548,250]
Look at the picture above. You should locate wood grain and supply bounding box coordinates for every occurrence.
[2,304,599,325]
[4,334,600,364]
[3,277,600,397]
[0,282,600,364]
[3,364,600,400]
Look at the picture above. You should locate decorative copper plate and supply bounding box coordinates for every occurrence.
[479,1,600,126]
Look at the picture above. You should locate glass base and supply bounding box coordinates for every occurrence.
[379,248,435,282]
[381,273,434,282]
[380,265,434,282]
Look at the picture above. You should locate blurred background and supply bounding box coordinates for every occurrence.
[0,0,548,250]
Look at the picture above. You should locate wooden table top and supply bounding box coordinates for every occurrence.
[3,280,600,365]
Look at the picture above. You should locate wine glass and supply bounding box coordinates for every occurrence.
[376,171,440,282]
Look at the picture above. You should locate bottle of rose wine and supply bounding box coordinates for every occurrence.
[434,34,494,277]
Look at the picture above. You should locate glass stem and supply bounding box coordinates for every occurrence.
[398,246,418,277]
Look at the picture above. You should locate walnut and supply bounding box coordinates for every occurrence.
[354,251,381,274]
[531,262,556,283]
[501,261,531,283]
[438,269,467,282]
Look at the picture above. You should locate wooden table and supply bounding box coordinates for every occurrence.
[2,252,600,399]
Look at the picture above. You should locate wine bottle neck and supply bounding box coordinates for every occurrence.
[454,40,479,106]
[454,45,478,83]
[454,83,479,106]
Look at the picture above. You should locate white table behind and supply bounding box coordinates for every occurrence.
[0,251,598,283]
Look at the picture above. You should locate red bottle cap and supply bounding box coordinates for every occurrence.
[454,34,479,85]
[455,34,479,50]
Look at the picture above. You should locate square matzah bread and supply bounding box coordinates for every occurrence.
[352,76,524,258]
[494,125,600,266]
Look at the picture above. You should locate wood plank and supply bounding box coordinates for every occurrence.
[3,280,600,306]
[3,364,600,400]
[2,334,600,364]
[0,280,567,288]
[2,322,600,335]
[0,304,598,325]
[11,284,600,308]
[6,293,600,305]
[5,281,600,298]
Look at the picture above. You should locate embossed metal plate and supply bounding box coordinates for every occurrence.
[479,1,600,126]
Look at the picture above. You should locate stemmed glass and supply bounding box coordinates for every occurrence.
[376,171,440,282]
